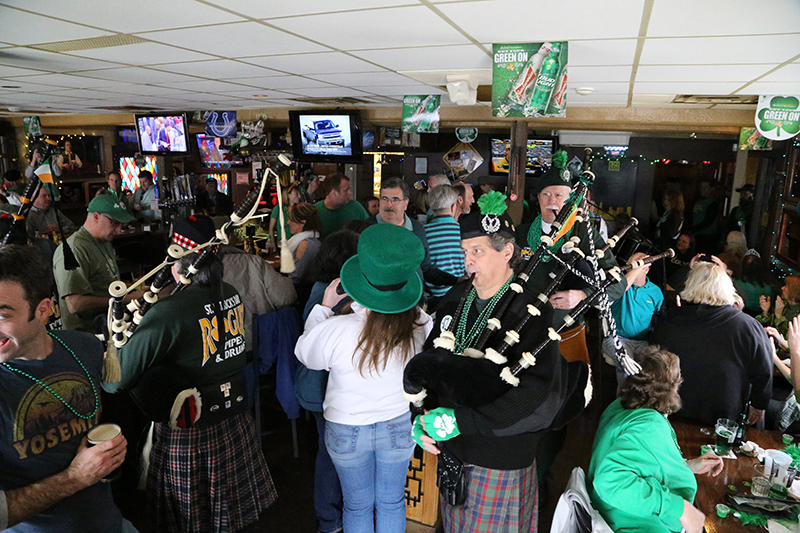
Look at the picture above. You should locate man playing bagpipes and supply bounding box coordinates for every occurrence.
[405,193,591,532]
[102,215,276,532]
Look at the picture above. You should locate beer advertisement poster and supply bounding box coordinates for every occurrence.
[738,127,773,151]
[402,95,441,134]
[755,95,800,141]
[492,42,568,118]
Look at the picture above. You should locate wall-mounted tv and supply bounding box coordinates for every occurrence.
[196,134,244,168]
[490,138,554,176]
[134,113,189,155]
[288,109,363,164]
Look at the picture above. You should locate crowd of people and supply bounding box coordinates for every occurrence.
[0,151,791,533]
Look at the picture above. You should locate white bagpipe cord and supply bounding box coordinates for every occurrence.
[582,207,641,377]
[274,173,295,274]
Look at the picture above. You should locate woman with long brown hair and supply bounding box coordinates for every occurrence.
[654,189,684,249]
[295,224,432,533]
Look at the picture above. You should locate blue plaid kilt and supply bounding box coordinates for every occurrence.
[441,461,538,533]
[148,411,277,532]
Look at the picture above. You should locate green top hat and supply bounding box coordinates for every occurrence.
[535,150,573,193]
[88,194,135,224]
[340,224,424,314]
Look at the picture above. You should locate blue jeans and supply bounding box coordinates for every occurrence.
[314,412,343,533]
[325,413,415,533]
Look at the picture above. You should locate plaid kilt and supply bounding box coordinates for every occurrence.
[148,411,277,533]
[441,462,538,533]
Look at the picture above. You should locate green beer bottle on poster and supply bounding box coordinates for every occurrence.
[526,48,561,116]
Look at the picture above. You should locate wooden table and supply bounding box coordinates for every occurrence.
[672,418,784,532]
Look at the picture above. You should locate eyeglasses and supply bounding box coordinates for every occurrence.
[102,214,122,228]
[380,196,405,204]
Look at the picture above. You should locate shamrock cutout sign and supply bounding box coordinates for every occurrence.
[756,95,800,141]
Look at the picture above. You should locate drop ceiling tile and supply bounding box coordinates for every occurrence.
[288,87,375,98]
[229,76,335,90]
[359,85,447,96]
[636,64,779,83]
[273,6,471,50]
[352,45,491,71]
[150,59,278,79]
[310,71,420,86]
[241,52,385,75]
[156,79,256,92]
[75,67,198,84]
[144,22,328,58]
[568,66,633,84]
[212,0,412,19]
[65,42,214,66]
[569,82,630,93]
[0,64,44,77]
[436,0,644,42]
[567,39,638,66]
[5,73,132,90]
[759,63,800,83]
[93,84,192,96]
[0,48,117,72]
[23,0,245,33]
[41,88,131,100]
[634,81,743,93]
[648,0,800,37]
[0,6,114,46]
[739,81,800,95]
[640,35,800,65]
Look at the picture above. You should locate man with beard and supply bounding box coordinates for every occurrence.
[371,177,458,300]
[452,182,474,221]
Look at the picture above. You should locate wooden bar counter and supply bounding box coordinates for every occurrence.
[672,418,784,532]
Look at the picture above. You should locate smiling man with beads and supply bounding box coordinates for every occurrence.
[0,245,133,532]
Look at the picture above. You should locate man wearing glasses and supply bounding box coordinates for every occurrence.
[53,195,136,332]
[372,177,458,301]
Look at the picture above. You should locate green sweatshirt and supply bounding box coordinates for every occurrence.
[588,398,697,532]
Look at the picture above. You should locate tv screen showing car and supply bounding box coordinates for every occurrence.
[289,110,363,163]
[134,113,190,155]
[490,138,554,176]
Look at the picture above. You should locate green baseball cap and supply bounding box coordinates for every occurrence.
[88,194,135,224]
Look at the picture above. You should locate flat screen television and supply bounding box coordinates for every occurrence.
[288,109,363,163]
[134,113,190,155]
[196,134,244,168]
[490,138,554,176]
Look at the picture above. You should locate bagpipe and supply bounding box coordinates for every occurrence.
[403,149,674,417]
[102,154,293,383]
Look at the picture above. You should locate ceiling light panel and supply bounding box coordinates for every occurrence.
[640,35,800,65]
[273,6,471,50]
[242,52,385,75]
[144,22,328,57]
[435,0,644,42]
[65,42,214,65]
[648,0,800,37]
[352,44,491,72]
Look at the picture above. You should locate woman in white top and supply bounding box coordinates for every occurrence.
[296,223,432,533]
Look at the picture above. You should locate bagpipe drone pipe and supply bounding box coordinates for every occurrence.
[102,154,293,384]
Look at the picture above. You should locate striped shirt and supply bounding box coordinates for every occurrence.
[423,215,465,297]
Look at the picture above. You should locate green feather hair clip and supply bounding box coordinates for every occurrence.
[477,190,508,216]
[551,150,568,169]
